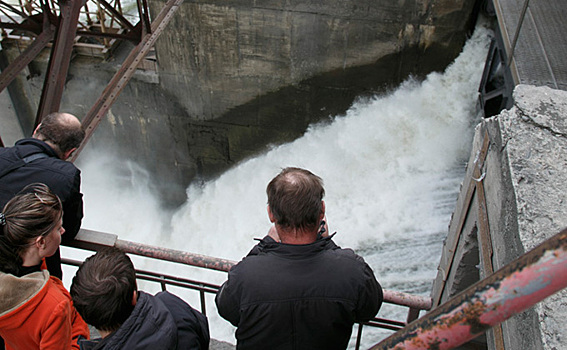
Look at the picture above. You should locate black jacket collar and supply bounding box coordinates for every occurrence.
[250,233,339,259]
[15,138,58,159]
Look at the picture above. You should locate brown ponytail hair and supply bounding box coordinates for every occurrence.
[0,183,63,276]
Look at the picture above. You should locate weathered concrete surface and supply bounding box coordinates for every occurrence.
[496,84,567,350]
[0,0,482,206]
[434,84,567,349]
[0,90,22,146]
[151,0,481,119]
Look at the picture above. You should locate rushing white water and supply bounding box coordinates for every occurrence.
[67,22,492,348]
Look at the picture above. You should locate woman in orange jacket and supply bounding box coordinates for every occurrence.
[0,183,89,349]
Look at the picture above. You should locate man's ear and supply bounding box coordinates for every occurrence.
[62,147,77,161]
[132,290,138,306]
[319,201,326,221]
[32,124,41,137]
[267,205,276,223]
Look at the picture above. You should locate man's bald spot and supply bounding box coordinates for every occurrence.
[55,112,81,127]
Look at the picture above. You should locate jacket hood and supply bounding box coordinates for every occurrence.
[0,270,50,324]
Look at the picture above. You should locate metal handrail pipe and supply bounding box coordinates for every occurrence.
[115,238,237,272]
[381,290,431,310]
[62,257,220,294]
[67,228,432,312]
[369,228,567,350]
[133,267,221,290]
[68,228,237,272]
[133,275,219,294]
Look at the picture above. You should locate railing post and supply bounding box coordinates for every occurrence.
[355,323,363,350]
[200,290,207,316]
[159,275,167,291]
[406,307,421,324]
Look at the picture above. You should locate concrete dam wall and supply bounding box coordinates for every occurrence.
[1,0,482,205]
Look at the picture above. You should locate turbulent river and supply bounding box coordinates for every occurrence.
[63,21,492,348]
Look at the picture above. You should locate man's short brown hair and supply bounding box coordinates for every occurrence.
[266,167,325,231]
[71,247,136,333]
[36,113,85,154]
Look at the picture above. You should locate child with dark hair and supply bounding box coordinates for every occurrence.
[0,183,89,349]
[71,247,210,350]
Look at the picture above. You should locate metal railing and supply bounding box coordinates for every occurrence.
[62,228,432,348]
[370,228,567,349]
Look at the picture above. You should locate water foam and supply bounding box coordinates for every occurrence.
[72,22,492,348]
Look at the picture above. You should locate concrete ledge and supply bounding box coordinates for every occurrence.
[496,84,567,350]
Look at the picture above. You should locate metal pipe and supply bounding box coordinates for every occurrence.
[68,228,432,312]
[369,228,567,350]
[115,238,237,272]
[382,289,432,310]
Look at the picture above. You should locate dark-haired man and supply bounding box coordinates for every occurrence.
[0,112,85,279]
[71,247,210,350]
[215,167,383,350]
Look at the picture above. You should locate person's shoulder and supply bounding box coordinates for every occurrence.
[153,291,203,315]
[39,154,78,171]
[30,153,80,187]
[154,290,190,307]
[229,236,272,264]
[44,276,73,303]
[153,291,209,331]
[325,241,368,264]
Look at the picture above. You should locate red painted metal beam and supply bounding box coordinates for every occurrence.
[35,0,82,126]
[0,24,56,94]
[369,228,567,350]
[0,22,42,34]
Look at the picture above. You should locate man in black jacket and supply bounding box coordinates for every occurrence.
[215,167,383,350]
[71,247,210,350]
[0,112,85,279]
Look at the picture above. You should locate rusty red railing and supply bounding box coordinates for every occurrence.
[369,228,567,349]
[63,228,432,348]
[63,227,567,349]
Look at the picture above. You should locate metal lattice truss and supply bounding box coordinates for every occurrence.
[0,0,144,56]
[0,0,182,151]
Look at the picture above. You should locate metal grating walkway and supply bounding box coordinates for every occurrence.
[495,0,567,90]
